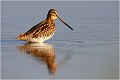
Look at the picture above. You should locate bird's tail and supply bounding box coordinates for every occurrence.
[16,34,26,40]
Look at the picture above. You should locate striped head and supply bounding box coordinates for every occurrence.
[46,9,73,30]
[47,9,59,19]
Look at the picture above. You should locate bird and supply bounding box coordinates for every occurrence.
[16,9,73,43]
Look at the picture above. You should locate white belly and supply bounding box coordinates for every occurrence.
[30,33,54,43]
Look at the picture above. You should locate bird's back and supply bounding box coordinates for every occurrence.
[16,19,56,42]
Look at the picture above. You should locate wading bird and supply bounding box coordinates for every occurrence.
[16,9,73,43]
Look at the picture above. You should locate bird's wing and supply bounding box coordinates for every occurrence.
[26,20,48,34]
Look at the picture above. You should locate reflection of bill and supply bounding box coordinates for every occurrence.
[17,43,57,75]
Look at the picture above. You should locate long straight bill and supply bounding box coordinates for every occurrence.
[57,15,73,30]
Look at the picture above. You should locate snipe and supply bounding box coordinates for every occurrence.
[16,9,73,43]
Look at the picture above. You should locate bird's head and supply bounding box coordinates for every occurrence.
[47,9,73,30]
[47,9,59,19]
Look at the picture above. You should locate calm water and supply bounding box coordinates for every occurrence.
[1,1,119,79]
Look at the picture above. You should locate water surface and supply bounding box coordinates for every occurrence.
[1,1,119,79]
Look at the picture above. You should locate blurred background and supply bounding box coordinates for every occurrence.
[1,1,119,79]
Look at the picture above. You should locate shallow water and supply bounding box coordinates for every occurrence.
[1,1,119,79]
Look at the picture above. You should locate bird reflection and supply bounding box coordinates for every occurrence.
[17,43,57,75]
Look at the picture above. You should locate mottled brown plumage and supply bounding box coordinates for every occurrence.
[16,9,73,43]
